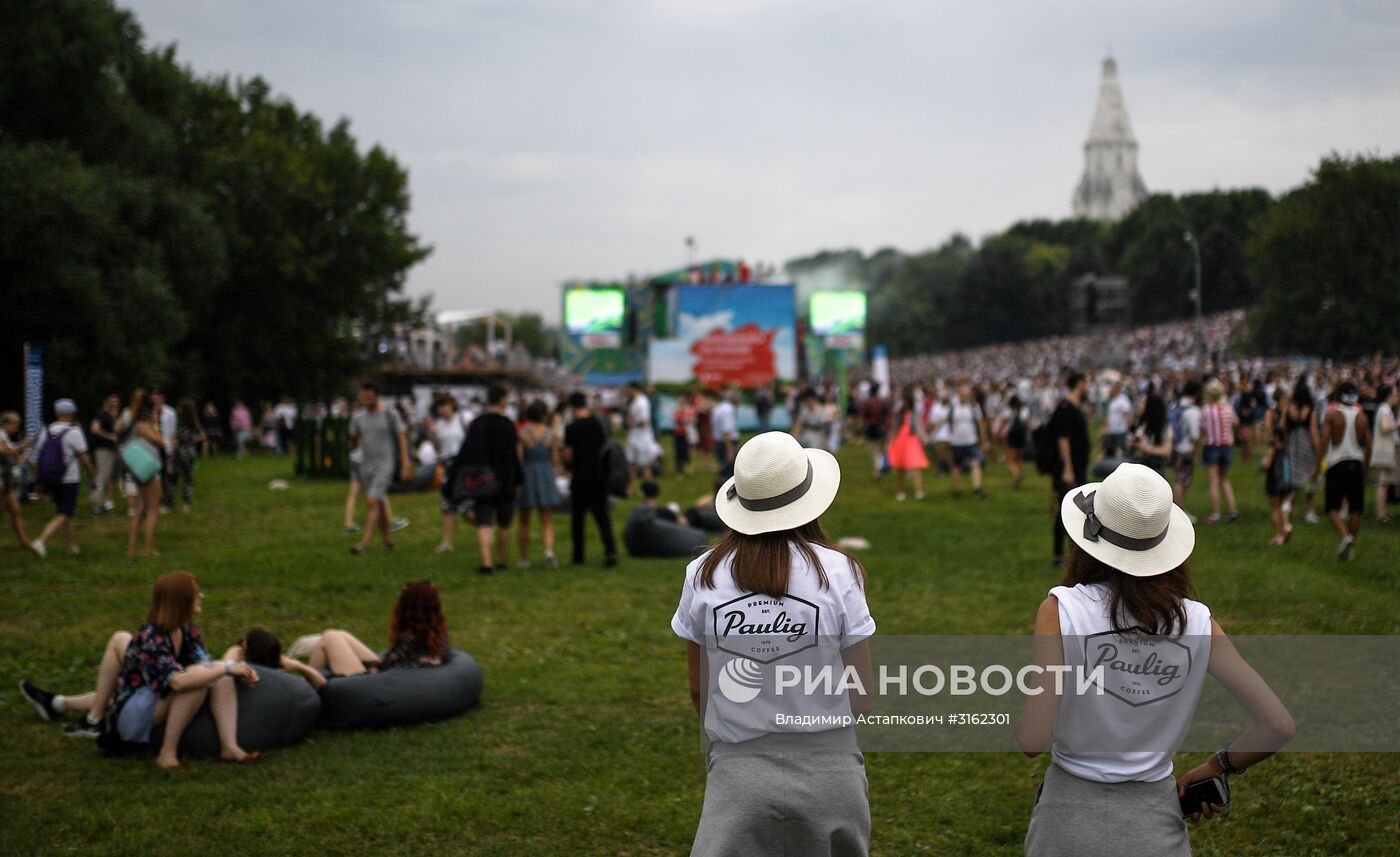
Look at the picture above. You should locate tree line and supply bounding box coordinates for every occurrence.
[787,154,1400,360]
[1,0,430,412]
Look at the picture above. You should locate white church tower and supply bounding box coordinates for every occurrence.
[1072,56,1147,221]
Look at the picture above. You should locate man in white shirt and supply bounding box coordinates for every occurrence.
[1102,382,1132,460]
[624,382,658,479]
[31,399,91,558]
[710,388,739,480]
[150,388,178,512]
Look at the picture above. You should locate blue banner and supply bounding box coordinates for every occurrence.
[24,344,43,438]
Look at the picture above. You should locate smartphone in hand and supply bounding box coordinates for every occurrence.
[1180,777,1229,818]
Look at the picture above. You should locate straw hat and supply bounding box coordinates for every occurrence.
[715,432,841,535]
[1059,462,1195,577]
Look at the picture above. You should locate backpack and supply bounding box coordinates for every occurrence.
[1031,422,1057,475]
[594,415,631,498]
[37,426,70,487]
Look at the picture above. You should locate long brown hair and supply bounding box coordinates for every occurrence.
[390,581,448,657]
[146,571,199,632]
[1062,548,1192,635]
[696,520,867,599]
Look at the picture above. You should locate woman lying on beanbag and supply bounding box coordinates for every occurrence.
[222,628,329,690]
[287,580,450,679]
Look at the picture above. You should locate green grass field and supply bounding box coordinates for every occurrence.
[2,442,1397,855]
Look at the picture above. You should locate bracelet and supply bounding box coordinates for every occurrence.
[223,660,234,677]
[1216,747,1245,776]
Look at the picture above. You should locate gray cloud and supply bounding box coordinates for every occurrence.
[123,0,1400,320]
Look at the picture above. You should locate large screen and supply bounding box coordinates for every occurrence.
[564,289,625,336]
[809,291,867,335]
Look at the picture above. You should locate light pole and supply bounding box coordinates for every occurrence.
[1183,231,1205,374]
[685,236,697,268]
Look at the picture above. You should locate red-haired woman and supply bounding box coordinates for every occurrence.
[20,571,261,768]
[294,581,450,676]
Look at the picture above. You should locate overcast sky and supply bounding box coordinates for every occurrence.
[124,0,1400,321]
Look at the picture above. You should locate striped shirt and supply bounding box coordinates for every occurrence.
[1201,403,1236,448]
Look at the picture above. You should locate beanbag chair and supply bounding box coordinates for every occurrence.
[1092,458,1123,479]
[318,650,483,730]
[153,664,321,757]
[685,505,727,533]
[624,507,710,558]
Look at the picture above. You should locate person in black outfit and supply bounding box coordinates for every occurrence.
[457,385,522,574]
[1049,371,1091,567]
[563,392,618,568]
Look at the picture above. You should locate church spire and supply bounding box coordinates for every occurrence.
[1073,55,1147,221]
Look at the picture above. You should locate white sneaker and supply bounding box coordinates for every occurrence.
[103,499,115,512]
[516,560,531,570]
[69,545,81,556]
[1337,535,1355,560]
[434,543,454,554]
[1305,511,1321,524]
[895,492,906,502]
[29,539,46,559]
[1281,500,1292,517]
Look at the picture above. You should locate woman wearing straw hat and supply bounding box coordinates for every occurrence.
[1018,463,1294,857]
[672,431,875,857]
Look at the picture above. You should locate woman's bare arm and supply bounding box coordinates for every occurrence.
[685,641,705,718]
[1016,596,1062,757]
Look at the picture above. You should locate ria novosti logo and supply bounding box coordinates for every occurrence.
[717,657,764,703]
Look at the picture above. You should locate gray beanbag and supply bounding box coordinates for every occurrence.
[153,664,321,757]
[624,507,710,558]
[318,650,484,730]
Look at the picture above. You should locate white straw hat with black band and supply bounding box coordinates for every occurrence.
[715,432,841,536]
[1059,462,1195,577]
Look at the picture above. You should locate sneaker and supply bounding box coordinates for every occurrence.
[974,488,988,499]
[103,499,115,512]
[181,504,191,514]
[477,566,494,576]
[68,545,81,556]
[1205,513,1222,525]
[1337,535,1355,560]
[545,553,558,570]
[63,716,103,739]
[895,492,906,502]
[516,560,531,570]
[603,556,619,569]
[19,680,57,721]
[1305,511,1321,525]
[390,517,410,532]
[383,542,395,553]
[344,524,362,535]
[29,539,46,559]
[1227,509,1240,523]
[914,492,926,501]
[1281,499,1293,517]
[159,505,171,515]
[349,544,367,556]
[434,543,454,554]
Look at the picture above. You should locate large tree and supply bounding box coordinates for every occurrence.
[1248,154,1400,357]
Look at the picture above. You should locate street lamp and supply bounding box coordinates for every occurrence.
[1183,231,1205,374]
[685,236,697,267]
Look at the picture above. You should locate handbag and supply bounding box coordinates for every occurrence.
[119,437,162,485]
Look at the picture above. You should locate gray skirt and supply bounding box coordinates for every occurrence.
[691,728,869,857]
[1025,763,1189,857]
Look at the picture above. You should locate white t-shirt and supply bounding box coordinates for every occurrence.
[671,544,876,745]
[1049,583,1212,783]
[159,405,177,453]
[627,394,651,431]
[948,398,984,446]
[1174,402,1201,455]
[435,413,466,459]
[37,422,90,484]
[1107,394,1133,435]
[927,402,951,443]
[712,401,738,441]
[275,402,297,429]
[416,439,438,466]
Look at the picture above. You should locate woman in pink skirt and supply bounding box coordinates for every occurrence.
[886,386,930,501]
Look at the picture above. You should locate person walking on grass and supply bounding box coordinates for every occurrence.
[711,387,739,482]
[625,381,659,481]
[349,382,411,556]
[124,399,165,558]
[88,393,120,515]
[563,392,618,568]
[1018,463,1293,857]
[456,384,522,575]
[19,571,262,767]
[858,387,892,479]
[1369,384,1397,524]
[230,399,252,459]
[886,386,929,501]
[516,400,562,570]
[149,388,177,513]
[672,431,875,857]
[1324,382,1370,560]
[1199,380,1239,525]
[1170,380,1202,522]
[948,383,989,499]
[1049,371,1091,568]
[1101,381,1132,461]
[0,411,34,551]
[1261,389,1293,545]
[1284,377,1323,525]
[30,399,92,559]
[1004,394,1031,489]
[430,394,470,553]
[172,398,206,513]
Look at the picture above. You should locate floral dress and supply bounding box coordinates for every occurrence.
[109,623,210,723]
[378,632,450,670]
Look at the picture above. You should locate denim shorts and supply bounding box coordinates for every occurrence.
[1202,445,1233,468]
[116,686,159,744]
